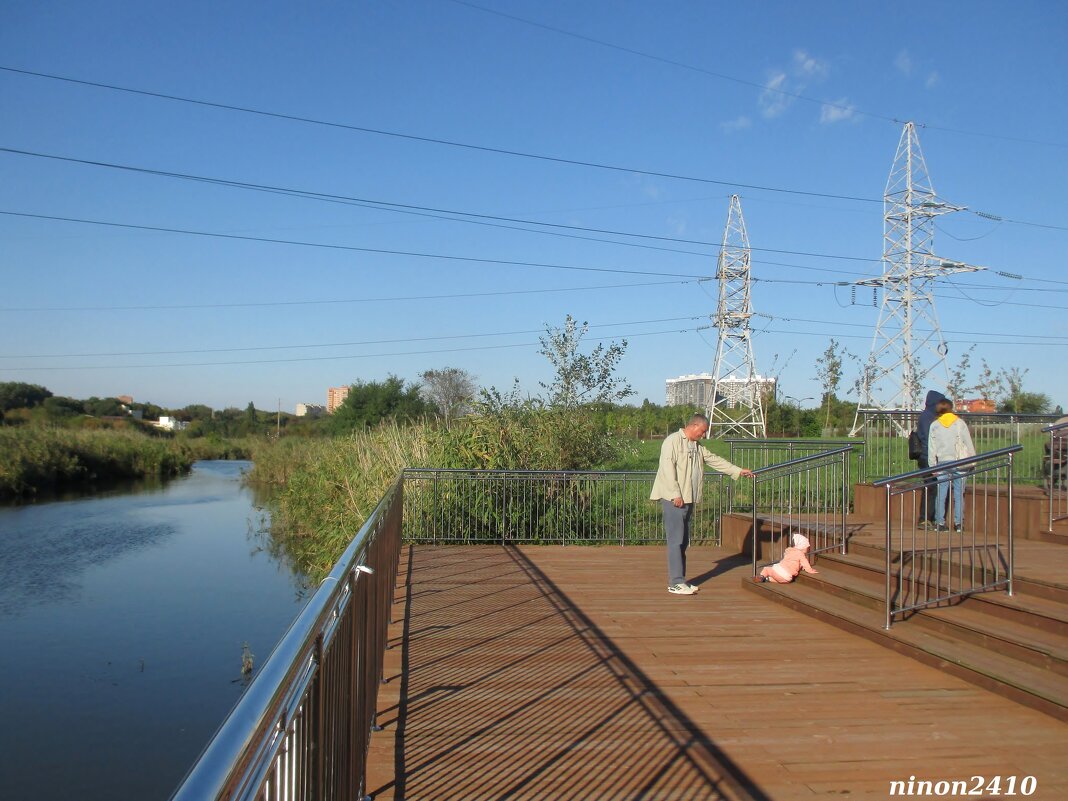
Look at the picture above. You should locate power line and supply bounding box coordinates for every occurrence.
[0,146,877,261]
[754,312,1068,340]
[753,328,1068,346]
[4,208,1059,311]
[2,325,708,371]
[4,69,1064,230]
[0,209,708,279]
[1,315,701,359]
[0,278,695,313]
[0,65,880,203]
[7,146,1065,279]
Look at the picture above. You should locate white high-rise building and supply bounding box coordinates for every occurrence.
[666,373,776,410]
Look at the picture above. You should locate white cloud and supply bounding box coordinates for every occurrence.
[793,49,828,79]
[926,71,940,88]
[895,49,914,76]
[720,115,752,133]
[759,72,792,118]
[819,99,856,124]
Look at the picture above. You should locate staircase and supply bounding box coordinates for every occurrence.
[741,488,1068,722]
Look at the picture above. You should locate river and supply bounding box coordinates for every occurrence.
[0,460,311,801]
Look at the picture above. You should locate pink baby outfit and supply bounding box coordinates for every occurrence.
[759,533,818,584]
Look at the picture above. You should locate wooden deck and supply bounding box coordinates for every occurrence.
[367,545,1068,800]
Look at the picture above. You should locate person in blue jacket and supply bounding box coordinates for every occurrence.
[915,390,946,529]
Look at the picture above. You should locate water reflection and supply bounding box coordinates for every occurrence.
[0,460,311,801]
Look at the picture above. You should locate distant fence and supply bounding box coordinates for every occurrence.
[402,468,731,546]
[873,446,1021,629]
[856,409,1058,483]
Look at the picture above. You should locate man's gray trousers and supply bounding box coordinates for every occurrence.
[661,500,693,586]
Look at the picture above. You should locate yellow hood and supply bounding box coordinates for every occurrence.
[938,412,960,427]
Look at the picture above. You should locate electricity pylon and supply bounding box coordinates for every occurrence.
[707,195,766,438]
[851,122,982,434]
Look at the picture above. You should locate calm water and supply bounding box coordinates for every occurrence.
[0,461,311,801]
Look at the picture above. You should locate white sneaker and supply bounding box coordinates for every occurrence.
[668,583,697,595]
[686,582,701,593]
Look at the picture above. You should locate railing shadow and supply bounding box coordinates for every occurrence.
[374,545,770,801]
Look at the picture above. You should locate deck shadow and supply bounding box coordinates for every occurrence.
[374,545,770,801]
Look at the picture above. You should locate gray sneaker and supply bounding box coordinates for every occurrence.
[668,583,697,595]
[917,520,936,531]
[953,525,963,534]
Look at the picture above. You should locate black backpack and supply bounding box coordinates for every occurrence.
[908,429,923,460]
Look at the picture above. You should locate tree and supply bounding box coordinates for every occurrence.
[996,367,1049,414]
[83,396,126,417]
[814,339,846,431]
[998,392,1051,414]
[538,315,633,409]
[42,396,84,419]
[946,345,975,403]
[177,404,214,422]
[420,367,477,425]
[330,376,434,432]
[0,382,52,418]
[973,359,1004,407]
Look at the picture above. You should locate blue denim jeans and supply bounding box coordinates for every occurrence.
[935,470,965,528]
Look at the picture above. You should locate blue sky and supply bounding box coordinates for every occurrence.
[2,0,1065,413]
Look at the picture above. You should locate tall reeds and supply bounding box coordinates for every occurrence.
[0,428,196,498]
[247,421,435,578]
[247,411,633,580]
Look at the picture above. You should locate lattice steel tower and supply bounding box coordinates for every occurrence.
[707,195,766,438]
[852,122,980,431]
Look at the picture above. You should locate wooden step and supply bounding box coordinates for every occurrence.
[839,536,1068,605]
[814,550,1068,635]
[743,576,1068,722]
[790,559,1068,675]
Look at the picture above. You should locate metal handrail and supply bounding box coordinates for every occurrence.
[748,445,852,577]
[170,475,404,801]
[871,445,1024,487]
[749,445,854,475]
[1042,420,1068,530]
[874,446,1022,629]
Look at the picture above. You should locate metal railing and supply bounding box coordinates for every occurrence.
[728,438,863,506]
[748,446,852,577]
[856,409,1058,484]
[873,445,1021,629]
[1044,419,1068,531]
[402,468,732,545]
[171,446,862,800]
[170,477,404,801]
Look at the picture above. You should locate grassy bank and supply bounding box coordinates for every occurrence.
[0,428,255,499]
[248,422,434,579]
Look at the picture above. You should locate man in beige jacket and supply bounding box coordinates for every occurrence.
[650,413,753,594]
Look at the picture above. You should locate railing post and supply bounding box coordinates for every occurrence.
[1007,452,1015,598]
[840,450,848,555]
[750,474,758,577]
[884,483,892,630]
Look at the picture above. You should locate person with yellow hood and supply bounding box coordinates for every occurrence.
[927,398,977,533]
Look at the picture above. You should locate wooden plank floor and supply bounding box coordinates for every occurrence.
[367,545,1068,800]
